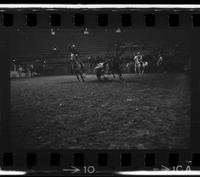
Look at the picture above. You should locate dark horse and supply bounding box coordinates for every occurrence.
[106,58,123,80]
[71,59,85,82]
[95,58,123,81]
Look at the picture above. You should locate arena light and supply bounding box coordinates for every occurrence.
[51,28,56,36]
[116,28,121,33]
[84,28,89,35]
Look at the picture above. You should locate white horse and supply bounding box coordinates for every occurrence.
[140,61,148,74]
[127,58,148,74]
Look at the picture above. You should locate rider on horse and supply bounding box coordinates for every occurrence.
[69,44,85,73]
[134,51,144,65]
[132,51,144,73]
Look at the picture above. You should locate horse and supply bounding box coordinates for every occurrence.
[127,60,148,74]
[105,58,123,80]
[140,61,148,74]
[71,59,85,82]
[94,59,123,81]
[94,62,106,81]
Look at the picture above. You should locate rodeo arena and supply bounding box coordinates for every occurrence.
[10,42,190,81]
[10,29,191,149]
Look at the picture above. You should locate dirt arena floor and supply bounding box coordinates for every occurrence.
[10,73,190,149]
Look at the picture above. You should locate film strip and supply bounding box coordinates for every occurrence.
[1,151,200,175]
[0,6,200,175]
[1,11,200,27]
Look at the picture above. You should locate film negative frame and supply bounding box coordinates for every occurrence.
[0,6,200,175]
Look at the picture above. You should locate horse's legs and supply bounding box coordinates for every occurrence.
[80,73,85,82]
[117,68,123,80]
[75,73,80,82]
[138,65,141,74]
[139,65,141,74]
[142,65,144,74]
[77,70,85,82]
[135,64,137,73]
[119,73,123,80]
[136,65,138,74]
[136,64,139,74]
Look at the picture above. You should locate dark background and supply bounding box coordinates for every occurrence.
[9,28,190,75]
[6,10,193,75]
